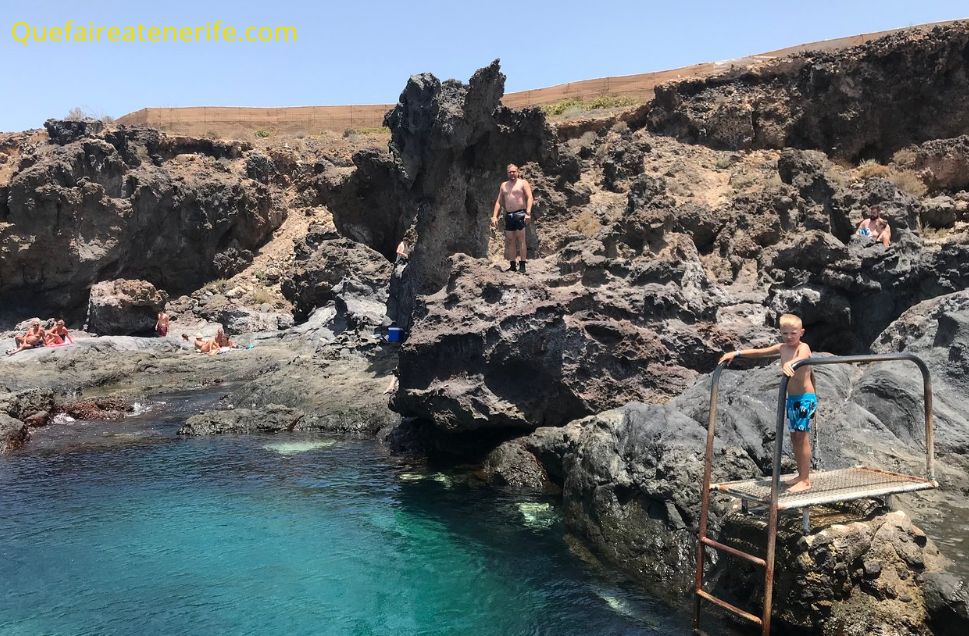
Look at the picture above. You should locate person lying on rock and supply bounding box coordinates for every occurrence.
[44,319,72,346]
[382,368,399,395]
[491,163,533,274]
[181,332,219,354]
[856,206,891,247]
[719,313,816,493]
[6,319,47,355]
[155,310,170,337]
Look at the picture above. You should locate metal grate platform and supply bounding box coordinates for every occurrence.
[712,466,937,510]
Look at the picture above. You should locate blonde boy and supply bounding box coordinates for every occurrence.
[719,314,816,493]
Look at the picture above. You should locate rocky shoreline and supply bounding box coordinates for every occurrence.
[4,21,969,635]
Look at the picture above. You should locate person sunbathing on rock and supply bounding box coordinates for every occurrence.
[182,332,219,354]
[44,319,73,346]
[214,327,237,349]
[857,206,891,247]
[7,319,46,355]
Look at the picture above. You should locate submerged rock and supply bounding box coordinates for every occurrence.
[179,405,305,435]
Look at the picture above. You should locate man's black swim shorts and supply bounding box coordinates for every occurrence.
[504,210,527,231]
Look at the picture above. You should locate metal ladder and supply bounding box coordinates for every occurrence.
[693,353,936,635]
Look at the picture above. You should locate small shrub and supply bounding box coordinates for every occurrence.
[565,210,602,237]
[254,129,271,138]
[65,106,93,121]
[343,127,389,137]
[205,130,219,139]
[248,286,275,306]
[891,147,918,166]
[855,159,890,179]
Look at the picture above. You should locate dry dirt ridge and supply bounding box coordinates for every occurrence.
[114,19,966,139]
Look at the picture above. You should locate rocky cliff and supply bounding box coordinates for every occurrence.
[646,22,969,162]
[0,120,286,317]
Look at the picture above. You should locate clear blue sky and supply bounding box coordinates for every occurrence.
[2,0,966,131]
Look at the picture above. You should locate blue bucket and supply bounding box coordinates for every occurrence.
[387,327,403,343]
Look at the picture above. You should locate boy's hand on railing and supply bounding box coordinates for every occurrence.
[718,351,737,365]
[782,361,796,377]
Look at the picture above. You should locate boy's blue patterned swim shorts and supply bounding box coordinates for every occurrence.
[786,393,818,432]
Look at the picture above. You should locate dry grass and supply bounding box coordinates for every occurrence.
[891,147,918,166]
[855,159,891,179]
[888,168,928,197]
[343,127,390,137]
[247,286,276,306]
[565,210,603,237]
[824,163,853,189]
[837,160,928,197]
[541,96,639,118]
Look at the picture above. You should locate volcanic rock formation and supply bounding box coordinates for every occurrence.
[0,121,285,316]
[313,60,584,331]
[646,22,969,162]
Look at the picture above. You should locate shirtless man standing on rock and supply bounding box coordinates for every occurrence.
[491,163,533,273]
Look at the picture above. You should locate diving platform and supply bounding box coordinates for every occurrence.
[693,353,938,635]
[713,465,936,510]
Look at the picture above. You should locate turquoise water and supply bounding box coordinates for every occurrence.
[0,394,688,635]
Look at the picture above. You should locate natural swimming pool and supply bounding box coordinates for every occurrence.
[0,392,689,635]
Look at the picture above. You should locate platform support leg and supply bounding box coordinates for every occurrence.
[801,509,811,535]
[884,494,895,511]
[741,500,749,514]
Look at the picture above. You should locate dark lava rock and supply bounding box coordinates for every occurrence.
[647,23,969,162]
[314,60,576,331]
[44,118,104,145]
[392,248,752,433]
[1,123,285,313]
[506,290,969,612]
[56,396,131,421]
[0,387,55,421]
[481,438,554,491]
[281,230,392,328]
[85,279,168,335]
[0,412,28,453]
[924,572,969,636]
[709,508,949,634]
[179,404,304,435]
